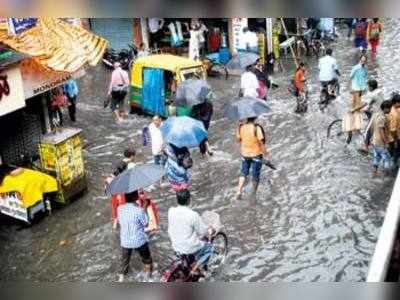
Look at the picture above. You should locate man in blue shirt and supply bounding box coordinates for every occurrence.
[63,79,79,122]
[117,190,152,282]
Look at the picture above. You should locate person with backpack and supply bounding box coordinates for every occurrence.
[164,143,193,192]
[354,18,368,52]
[367,18,383,55]
[235,118,270,200]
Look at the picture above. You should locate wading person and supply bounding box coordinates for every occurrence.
[49,87,67,129]
[294,62,307,113]
[117,190,153,282]
[360,79,384,153]
[63,79,79,122]
[350,55,368,110]
[148,115,165,165]
[240,64,259,98]
[371,101,392,176]
[192,100,214,156]
[388,94,400,166]
[354,18,368,52]
[235,117,269,200]
[108,62,129,123]
[367,18,383,55]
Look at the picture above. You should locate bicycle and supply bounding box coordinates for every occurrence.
[319,79,340,111]
[161,211,228,282]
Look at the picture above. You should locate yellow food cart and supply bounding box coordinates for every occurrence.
[39,127,87,204]
[0,168,58,223]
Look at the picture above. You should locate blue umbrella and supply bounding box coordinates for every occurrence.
[161,116,208,148]
[225,96,271,121]
[106,163,164,196]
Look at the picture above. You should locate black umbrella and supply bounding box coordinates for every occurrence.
[225,96,271,121]
[175,79,212,107]
[106,163,164,196]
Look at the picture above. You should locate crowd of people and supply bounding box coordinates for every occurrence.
[102,17,397,282]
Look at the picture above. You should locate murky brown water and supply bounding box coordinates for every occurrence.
[1,19,399,282]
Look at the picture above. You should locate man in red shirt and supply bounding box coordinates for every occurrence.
[367,18,383,55]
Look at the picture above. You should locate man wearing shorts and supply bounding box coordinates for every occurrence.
[235,117,269,199]
[108,62,129,123]
[117,190,153,282]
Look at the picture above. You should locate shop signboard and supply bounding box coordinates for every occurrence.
[232,18,248,54]
[20,59,85,99]
[0,66,25,116]
[7,18,37,35]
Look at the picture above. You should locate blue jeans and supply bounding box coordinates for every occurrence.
[373,146,391,170]
[240,155,263,183]
[194,243,215,268]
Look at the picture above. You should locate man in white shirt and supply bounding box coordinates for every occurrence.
[318,48,340,96]
[168,189,214,274]
[148,115,165,165]
[240,28,259,53]
[240,65,259,98]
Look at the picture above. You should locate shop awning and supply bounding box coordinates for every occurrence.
[0,18,108,73]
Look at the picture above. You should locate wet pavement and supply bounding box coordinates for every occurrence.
[1,19,400,282]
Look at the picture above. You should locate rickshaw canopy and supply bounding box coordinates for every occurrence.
[131,54,204,88]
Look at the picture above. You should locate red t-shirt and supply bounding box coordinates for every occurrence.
[294,69,305,92]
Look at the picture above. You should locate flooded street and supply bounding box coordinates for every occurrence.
[1,19,400,282]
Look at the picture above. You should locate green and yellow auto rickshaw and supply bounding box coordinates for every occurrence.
[130,54,206,117]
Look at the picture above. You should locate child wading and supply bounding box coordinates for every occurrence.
[370,100,392,176]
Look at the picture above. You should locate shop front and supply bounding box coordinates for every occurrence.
[0,18,107,222]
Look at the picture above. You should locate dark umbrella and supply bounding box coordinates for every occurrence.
[175,79,212,107]
[225,96,271,121]
[226,52,259,71]
[106,163,164,196]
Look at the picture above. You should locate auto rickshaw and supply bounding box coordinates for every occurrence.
[130,54,206,117]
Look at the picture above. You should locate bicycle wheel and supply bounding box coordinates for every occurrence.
[161,262,189,282]
[208,232,228,272]
[327,119,343,139]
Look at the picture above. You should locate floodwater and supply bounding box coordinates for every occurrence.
[1,19,400,282]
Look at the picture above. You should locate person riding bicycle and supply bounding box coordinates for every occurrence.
[168,189,215,276]
[318,48,340,100]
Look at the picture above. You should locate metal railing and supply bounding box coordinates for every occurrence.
[367,171,400,282]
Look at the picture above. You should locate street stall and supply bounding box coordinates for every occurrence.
[0,18,107,222]
[39,128,86,204]
[0,166,58,223]
[130,54,206,117]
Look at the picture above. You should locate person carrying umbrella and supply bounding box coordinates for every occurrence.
[225,97,272,199]
[235,117,270,199]
[160,116,208,190]
[117,190,153,282]
[106,163,164,282]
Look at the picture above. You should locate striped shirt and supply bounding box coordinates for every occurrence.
[118,203,148,249]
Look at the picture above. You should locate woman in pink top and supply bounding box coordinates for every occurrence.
[108,62,129,122]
